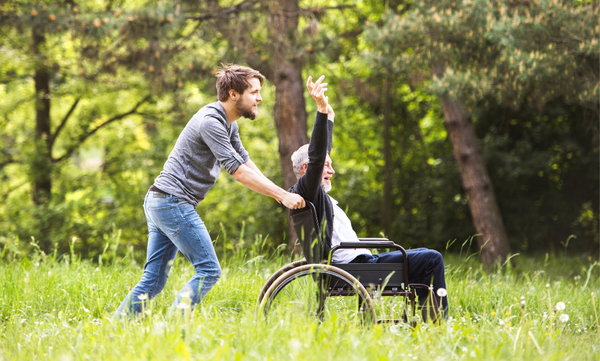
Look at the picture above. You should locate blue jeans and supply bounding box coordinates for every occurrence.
[350,248,448,312]
[113,191,221,317]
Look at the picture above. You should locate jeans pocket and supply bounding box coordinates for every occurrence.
[147,206,181,237]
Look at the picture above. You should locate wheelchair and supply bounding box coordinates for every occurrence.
[257,201,431,325]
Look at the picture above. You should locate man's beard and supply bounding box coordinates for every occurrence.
[321,181,331,193]
[236,100,258,120]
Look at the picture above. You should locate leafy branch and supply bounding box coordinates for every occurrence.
[53,95,151,163]
[50,97,81,150]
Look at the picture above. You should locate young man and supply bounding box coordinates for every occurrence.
[289,75,448,317]
[114,64,305,317]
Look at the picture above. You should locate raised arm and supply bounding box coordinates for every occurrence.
[298,76,333,202]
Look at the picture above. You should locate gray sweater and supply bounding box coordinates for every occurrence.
[153,102,249,207]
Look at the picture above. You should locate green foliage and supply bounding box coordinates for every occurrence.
[361,0,599,251]
[364,0,598,111]
[0,0,597,259]
[0,249,598,360]
[476,101,599,251]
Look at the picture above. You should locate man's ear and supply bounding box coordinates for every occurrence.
[229,89,238,101]
[301,163,308,173]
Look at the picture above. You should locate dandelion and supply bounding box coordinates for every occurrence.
[556,302,566,311]
[559,314,569,323]
[437,288,448,297]
[137,293,148,301]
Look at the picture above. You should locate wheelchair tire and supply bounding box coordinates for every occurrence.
[258,264,377,325]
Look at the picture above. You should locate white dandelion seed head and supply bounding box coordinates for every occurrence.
[546,283,550,288]
[462,347,468,352]
[499,319,505,326]
[137,293,148,301]
[289,338,302,351]
[556,302,566,311]
[437,288,448,297]
[559,314,569,323]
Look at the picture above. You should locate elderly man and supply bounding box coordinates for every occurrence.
[289,75,448,318]
[114,64,305,317]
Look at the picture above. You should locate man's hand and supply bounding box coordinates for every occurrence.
[281,192,306,209]
[306,75,328,114]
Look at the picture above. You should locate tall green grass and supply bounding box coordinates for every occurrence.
[0,238,598,360]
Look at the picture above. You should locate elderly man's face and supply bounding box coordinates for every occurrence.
[321,155,335,192]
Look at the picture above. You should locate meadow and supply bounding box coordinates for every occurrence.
[0,241,598,361]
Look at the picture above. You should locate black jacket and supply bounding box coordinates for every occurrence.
[289,111,334,261]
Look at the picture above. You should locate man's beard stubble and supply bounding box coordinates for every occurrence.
[236,100,257,120]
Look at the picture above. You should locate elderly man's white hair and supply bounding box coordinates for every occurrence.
[291,144,309,179]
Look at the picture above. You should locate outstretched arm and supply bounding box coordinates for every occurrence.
[232,164,305,209]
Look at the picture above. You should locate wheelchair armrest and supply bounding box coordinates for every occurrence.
[339,241,395,249]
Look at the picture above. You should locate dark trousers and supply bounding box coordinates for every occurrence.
[351,248,448,312]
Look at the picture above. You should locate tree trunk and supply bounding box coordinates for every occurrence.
[382,76,392,235]
[267,0,308,252]
[32,28,52,205]
[440,97,512,266]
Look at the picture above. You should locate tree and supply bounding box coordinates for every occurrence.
[0,0,190,250]
[364,0,598,265]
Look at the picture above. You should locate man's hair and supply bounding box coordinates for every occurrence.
[291,144,309,179]
[216,64,265,101]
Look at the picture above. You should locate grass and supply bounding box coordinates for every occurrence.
[0,243,598,360]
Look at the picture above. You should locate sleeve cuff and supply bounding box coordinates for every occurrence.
[223,152,246,175]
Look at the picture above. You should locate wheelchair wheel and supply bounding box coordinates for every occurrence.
[259,264,376,325]
[257,259,307,306]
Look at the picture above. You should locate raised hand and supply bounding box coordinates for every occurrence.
[306,75,328,113]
